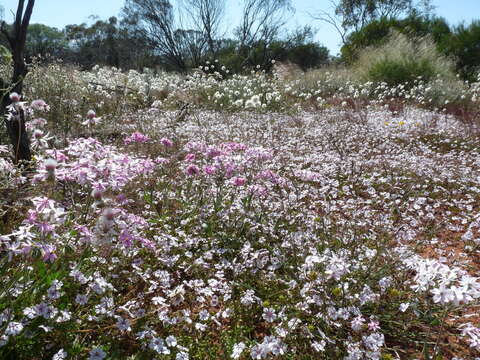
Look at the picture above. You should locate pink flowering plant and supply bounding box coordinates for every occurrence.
[1,66,480,359]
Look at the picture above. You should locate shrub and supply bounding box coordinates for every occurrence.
[443,20,480,81]
[367,58,436,86]
[341,15,452,65]
[341,17,396,64]
[354,31,456,86]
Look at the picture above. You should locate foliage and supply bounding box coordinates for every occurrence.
[26,24,68,60]
[341,15,451,63]
[341,14,480,81]
[0,45,11,65]
[442,20,480,81]
[335,0,415,32]
[353,31,456,86]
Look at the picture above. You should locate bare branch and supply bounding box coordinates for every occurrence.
[309,9,346,45]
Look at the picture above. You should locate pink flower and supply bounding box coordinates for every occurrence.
[185,153,196,162]
[116,194,128,205]
[185,164,200,176]
[119,230,134,248]
[232,177,246,186]
[203,165,215,175]
[31,99,49,111]
[225,163,235,177]
[76,225,93,244]
[124,132,150,145]
[37,222,54,234]
[206,147,222,158]
[368,319,380,331]
[155,157,168,164]
[161,138,173,147]
[25,209,38,224]
[42,244,57,263]
[33,129,44,139]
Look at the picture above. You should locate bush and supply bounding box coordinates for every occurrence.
[341,17,396,64]
[443,20,480,81]
[342,16,452,64]
[367,58,436,86]
[354,31,456,86]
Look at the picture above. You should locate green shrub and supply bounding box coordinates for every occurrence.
[354,31,456,86]
[341,15,452,65]
[367,58,436,86]
[341,17,396,64]
[443,20,480,81]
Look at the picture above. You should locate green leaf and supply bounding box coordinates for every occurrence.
[0,45,11,65]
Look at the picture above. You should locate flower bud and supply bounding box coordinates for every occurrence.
[87,110,96,119]
[102,208,116,221]
[9,92,21,103]
[34,129,44,139]
[161,138,173,147]
[44,158,58,172]
[91,188,103,201]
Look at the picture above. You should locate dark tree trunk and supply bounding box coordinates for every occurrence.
[2,96,32,164]
[0,0,35,164]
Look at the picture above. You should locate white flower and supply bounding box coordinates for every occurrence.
[262,307,276,323]
[5,322,23,336]
[312,340,326,352]
[198,309,210,321]
[363,333,385,351]
[176,351,189,360]
[52,349,67,360]
[195,322,207,331]
[23,306,37,319]
[116,317,131,332]
[0,335,8,347]
[166,335,177,347]
[351,316,365,332]
[75,294,88,305]
[44,158,58,172]
[89,347,106,360]
[35,302,56,319]
[231,342,246,359]
[431,284,455,304]
[250,345,265,359]
[150,337,170,354]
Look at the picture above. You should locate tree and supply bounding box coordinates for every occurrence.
[26,23,68,60]
[65,17,121,68]
[0,0,35,164]
[235,0,293,68]
[268,26,330,71]
[173,28,207,68]
[180,0,225,56]
[123,0,188,71]
[118,14,157,70]
[311,0,432,45]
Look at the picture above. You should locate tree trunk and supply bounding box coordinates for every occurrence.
[0,0,35,164]
[2,97,32,164]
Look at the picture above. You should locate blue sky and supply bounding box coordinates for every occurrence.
[1,0,479,55]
